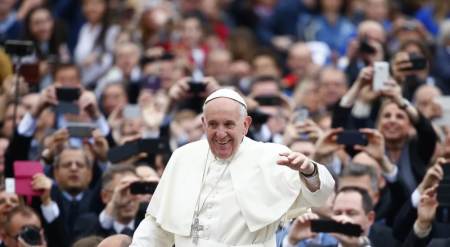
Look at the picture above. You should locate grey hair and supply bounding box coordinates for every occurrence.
[340,163,379,193]
[203,99,248,119]
[53,146,93,169]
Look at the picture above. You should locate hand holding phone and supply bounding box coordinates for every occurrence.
[336,130,368,146]
[373,62,389,91]
[400,53,427,71]
[310,219,363,237]
[66,122,96,138]
[56,87,81,102]
[107,138,169,163]
[188,81,207,94]
[254,95,282,106]
[129,181,158,194]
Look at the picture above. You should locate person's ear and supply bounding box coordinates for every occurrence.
[201,116,207,130]
[367,210,375,225]
[100,189,111,204]
[243,116,252,135]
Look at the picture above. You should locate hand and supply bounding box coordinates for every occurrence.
[141,91,169,130]
[277,152,314,175]
[330,215,362,247]
[354,128,384,163]
[288,212,319,244]
[313,128,344,159]
[379,79,402,103]
[202,76,220,96]
[81,52,99,68]
[355,66,374,88]
[32,85,58,118]
[89,129,109,162]
[79,90,101,120]
[31,173,52,206]
[168,77,191,101]
[107,104,125,130]
[2,75,29,99]
[416,185,438,231]
[42,128,69,161]
[361,39,384,65]
[297,119,323,141]
[391,51,412,82]
[105,176,139,218]
[417,158,447,194]
[271,35,293,51]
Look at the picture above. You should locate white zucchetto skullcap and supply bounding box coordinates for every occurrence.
[204,88,247,109]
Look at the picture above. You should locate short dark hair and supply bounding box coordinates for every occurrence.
[339,163,379,193]
[52,63,81,79]
[101,165,137,190]
[250,75,282,91]
[336,186,374,214]
[4,205,40,233]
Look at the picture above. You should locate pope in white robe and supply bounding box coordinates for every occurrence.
[130,88,335,247]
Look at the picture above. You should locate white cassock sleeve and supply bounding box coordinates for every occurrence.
[130,215,175,247]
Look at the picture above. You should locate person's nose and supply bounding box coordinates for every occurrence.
[215,126,227,139]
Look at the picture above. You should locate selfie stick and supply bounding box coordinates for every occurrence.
[11,57,23,130]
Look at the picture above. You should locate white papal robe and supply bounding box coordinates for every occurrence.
[130,137,335,247]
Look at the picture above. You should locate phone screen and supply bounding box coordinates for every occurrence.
[56,87,81,102]
[310,219,363,237]
[129,181,158,194]
[336,131,368,146]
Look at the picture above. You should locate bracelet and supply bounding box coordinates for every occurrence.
[300,160,318,177]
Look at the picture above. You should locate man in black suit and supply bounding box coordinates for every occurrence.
[31,147,99,246]
[97,165,143,237]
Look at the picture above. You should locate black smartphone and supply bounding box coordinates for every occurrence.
[56,87,81,102]
[401,53,427,71]
[359,38,376,54]
[310,219,363,237]
[138,138,169,154]
[66,122,96,138]
[254,95,282,106]
[188,81,206,94]
[129,181,158,194]
[4,40,34,57]
[107,140,140,163]
[336,130,368,146]
[248,110,270,125]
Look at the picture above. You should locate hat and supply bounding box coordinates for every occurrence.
[204,88,247,109]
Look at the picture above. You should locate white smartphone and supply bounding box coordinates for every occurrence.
[373,62,389,91]
[123,104,141,119]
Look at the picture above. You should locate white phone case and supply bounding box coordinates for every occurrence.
[373,61,390,91]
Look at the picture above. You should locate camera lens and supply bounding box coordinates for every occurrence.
[19,225,42,246]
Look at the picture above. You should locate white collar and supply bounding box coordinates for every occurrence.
[113,219,135,234]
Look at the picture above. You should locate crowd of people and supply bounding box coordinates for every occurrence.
[0,0,449,246]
